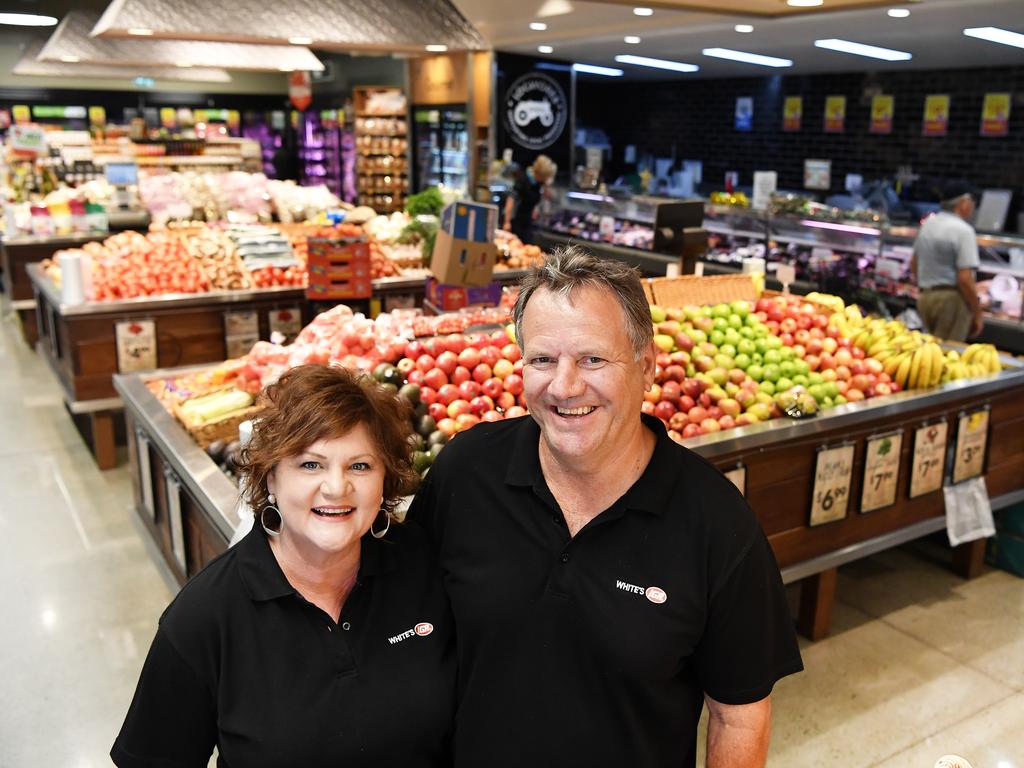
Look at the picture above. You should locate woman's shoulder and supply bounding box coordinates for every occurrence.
[159,542,247,636]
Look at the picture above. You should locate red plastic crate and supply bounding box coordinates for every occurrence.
[306,237,372,300]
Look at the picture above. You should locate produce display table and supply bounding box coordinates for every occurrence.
[535,229,681,277]
[29,263,310,468]
[2,234,109,346]
[116,355,1024,639]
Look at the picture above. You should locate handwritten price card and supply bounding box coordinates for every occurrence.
[910,421,948,498]
[860,432,903,513]
[116,320,157,373]
[810,444,855,526]
[269,307,302,343]
[724,465,746,497]
[953,410,989,484]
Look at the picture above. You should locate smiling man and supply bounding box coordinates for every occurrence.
[410,247,802,767]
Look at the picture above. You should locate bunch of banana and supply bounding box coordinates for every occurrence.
[891,342,944,389]
[941,344,1003,382]
[805,292,845,314]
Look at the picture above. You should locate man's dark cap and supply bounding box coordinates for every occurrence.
[942,180,979,204]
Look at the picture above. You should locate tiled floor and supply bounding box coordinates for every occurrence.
[0,314,1020,768]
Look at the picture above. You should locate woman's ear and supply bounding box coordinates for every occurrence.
[266,468,277,497]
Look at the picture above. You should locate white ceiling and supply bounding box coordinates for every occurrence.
[454,0,1024,79]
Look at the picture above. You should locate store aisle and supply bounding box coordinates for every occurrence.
[0,315,1021,768]
[0,316,174,768]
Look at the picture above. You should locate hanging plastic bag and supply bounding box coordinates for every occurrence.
[943,477,995,547]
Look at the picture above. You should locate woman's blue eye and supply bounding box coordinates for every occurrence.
[300,461,320,470]
[352,462,371,471]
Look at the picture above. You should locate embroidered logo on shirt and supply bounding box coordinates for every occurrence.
[387,622,434,645]
[616,580,668,604]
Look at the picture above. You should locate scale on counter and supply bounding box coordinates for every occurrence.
[105,161,140,210]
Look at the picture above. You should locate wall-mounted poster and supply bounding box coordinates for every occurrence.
[923,94,950,136]
[824,95,846,133]
[783,96,802,131]
[870,95,894,134]
[980,93,1010,137]
[735,97,753,131]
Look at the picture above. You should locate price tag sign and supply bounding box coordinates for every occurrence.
[226,333,260,359]
[269,307,303,343]
[224,310,259,338]
[724,464,746,497]
[775,263,796,290]
[861,431,903,513]
[909,421,948,498]
[953,409,989,484]
[116,320,157,373]
[810,444,855,526]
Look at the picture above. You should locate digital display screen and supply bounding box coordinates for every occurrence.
[105,162,138,186]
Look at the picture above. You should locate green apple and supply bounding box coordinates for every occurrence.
[792,374,809,387]
[651,305,667,323]
[834,394,847,405]
[714,354,735,370]
[807,384,826,402]
[719,343,737,358]
[654,334,674,353]
[763,363,781,383]
[763,349,782,365]
[779,360,796,378]
[712,317,728,332]
[730,300,751,318]
[734,353,752,370]
[737,339,756,355]
[776,376,794,391]
[780,346,796,361]
[711,303,731,319]
[766,336,783,350]
[727,314,744,330]
[808,372,824,385]
[758,380,776,395]
[709,330,726,347]
[746,363,764,382]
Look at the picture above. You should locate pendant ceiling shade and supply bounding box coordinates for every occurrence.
[16,39,232,82]
[38,10,324,71]
[91,0,488,52]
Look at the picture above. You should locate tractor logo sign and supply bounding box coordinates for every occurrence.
[504,73,567,150]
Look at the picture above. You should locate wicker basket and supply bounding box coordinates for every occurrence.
[172,391,260,450]
[644,273,758,308]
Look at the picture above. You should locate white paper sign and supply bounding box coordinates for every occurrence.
[752,171,778,211]
[953,410,989,484]
[9,124,47,154]
[810,444,855,526]
[804,158,831,190]
[268,307,302,343]
[775,263,796,290]
[116,320,157,373]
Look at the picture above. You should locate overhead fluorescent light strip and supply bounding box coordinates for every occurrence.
[0,12,57,26]
[702,48,792,68]
[814,38,911,61]
[963,27,1024,50]
[573,63,624,76]
[615,54,698,73]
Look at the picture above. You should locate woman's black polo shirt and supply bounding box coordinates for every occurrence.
[409,413,803,768]
[112,522,454,767]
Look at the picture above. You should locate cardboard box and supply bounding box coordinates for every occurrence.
[425,277,502,312]
[430,201,498,287]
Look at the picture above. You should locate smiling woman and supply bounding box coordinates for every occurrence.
[112,365,454,767]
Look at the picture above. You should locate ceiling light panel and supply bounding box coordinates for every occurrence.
[615,54,698,72]
[735,24,754,33]
[92,0,487,53]
[886,8,909,17]
[15,40,232,82]
[624,35,641,44]
[530,22,548,31]
[633,7,654,16]
[814,38,912,60]
[0,12,57,26]
[702,47,792,67]
[538,45,554,53]
[963,27,1024,50]
[39,10,325,72]
[573,62,624,76]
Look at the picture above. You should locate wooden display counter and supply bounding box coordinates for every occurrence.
[117,354,1024,639]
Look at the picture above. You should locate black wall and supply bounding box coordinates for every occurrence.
[577,64,1024,212]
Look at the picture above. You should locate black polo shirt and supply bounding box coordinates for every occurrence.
[409,413,802,768]
[112,522,454,768]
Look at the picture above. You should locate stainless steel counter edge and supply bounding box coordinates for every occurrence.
[114,371,241,541]
[535,230,678,274]
[28,264,531,315]
[687,362,1024,460]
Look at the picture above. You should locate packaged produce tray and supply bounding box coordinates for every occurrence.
[171,388,259,450]
[643,273,758,308]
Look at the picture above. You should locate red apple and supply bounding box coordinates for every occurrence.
[451,366,472,385]
[492,359,514,379]
[664,365,687,383]
[468,332,491,350]
[681,423,703,438]
[669,411,689,431]
[654,400,677,422]
[480,346,501,367]
[641,401,656,416]
[496,391,516,411]
[397,357,416,375]
[469,395,495,416]
[458,347,481,370]
[436,351,459,376]
[503,374,524,395]
[491,330,509,346]
[688,406,708,424]
[513,360,524,376]
[481,410,503,422]
[404,340,426,360]
[436,418,458,437]
[407,369,426,386]
[874,382,892,396]
[707,406,723,421]
[455,413,480,432]
[446,333,467,354]
[846,388,865,402]
[416,354,436,373]
[448,399,472,419]
[701,418,722,433]
[718,398,741,417]
[660,380,682,403]
[656,352,672,370]
[674,333,694,353]
[501,343,521,362]
[505,405,527,418]
[718,415,736,430]
[472,363,493,384]
[422,367,447,391]
[458,380,482,401]
[428,402,448,422]
[481,377,503,399]
[437,384,461,406]
[682,378,704,399]
[644,383,662,404]
[678,395,696,412]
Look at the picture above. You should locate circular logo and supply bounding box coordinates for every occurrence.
[414,622,434,637]
[645,587,668,605]
[504,73,567,151]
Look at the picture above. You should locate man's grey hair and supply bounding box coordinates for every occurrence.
[513,245,654,360]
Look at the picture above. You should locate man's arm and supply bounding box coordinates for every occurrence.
[503,194,515,231]
[956,267,983,337]
[705,694,772,768]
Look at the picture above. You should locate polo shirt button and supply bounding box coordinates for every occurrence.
[560,552,570,563]
[341,621,352,631]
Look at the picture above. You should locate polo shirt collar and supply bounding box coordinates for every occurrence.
[237,524,400,603]
[503,412,676,517]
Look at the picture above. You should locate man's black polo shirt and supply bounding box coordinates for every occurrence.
[112,522,454,768]
[409,413,802,767]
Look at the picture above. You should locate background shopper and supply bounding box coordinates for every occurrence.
[410,248,802,768]
[911,181,983,342]
[504,154,557,245]
[112,365,453,767]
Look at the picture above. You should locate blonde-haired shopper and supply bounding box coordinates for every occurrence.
[504,154,557,245]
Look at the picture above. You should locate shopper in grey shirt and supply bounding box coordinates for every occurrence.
[910,181,982,342]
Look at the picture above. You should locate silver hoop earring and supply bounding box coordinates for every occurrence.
[370,510,390,539]
[261,494,282,537]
